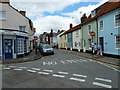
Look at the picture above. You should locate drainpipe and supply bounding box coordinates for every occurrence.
[96,18,98,45]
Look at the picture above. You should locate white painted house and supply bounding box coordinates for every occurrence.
[0,0,35,60]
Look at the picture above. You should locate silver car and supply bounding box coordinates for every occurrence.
[41,44,54,55]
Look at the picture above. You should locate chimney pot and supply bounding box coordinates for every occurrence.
[19,11,26,16]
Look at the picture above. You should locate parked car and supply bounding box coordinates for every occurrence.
[40,44,54,55]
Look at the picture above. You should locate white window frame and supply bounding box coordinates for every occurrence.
[115,13,120,28]
[17,38,24,55]
[88,24,92,34]
[0,11,6,20]
[115,35,120,49]
[99,20,104,31]
[76,30,79,37]
[19,26,26,32]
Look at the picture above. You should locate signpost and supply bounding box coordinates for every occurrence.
[34,36,38,54]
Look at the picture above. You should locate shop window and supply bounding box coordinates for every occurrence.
[115,14,120,28]
[17,39,24,54]
[116,35,120,49]
[0,36,2,56]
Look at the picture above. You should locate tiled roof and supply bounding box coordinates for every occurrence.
[60,1,120,37]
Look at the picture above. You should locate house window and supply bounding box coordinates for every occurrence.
[88,24,92,33]
[76,31,79,36]
[100,20,103,31]
[19,26,26,32]
[115,14,120,28]
[17,39,24,54]
[115,35,120,49]
[64,35,66,40]
[0,11,6,20]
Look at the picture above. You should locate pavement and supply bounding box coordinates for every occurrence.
[59,49,120,67]
[1,49,42,65]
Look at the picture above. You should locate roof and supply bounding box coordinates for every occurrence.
[82,1,120,25]
[60,1,120,37]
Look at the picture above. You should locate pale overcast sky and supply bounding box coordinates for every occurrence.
[10,0,109,36]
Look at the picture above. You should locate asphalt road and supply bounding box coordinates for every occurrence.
[2,49,119,88]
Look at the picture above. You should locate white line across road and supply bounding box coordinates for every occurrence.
[27,70,37,73]
[38,72,49,75]
[95,77,112,83]
[58,71,69,75]
[32,68,40,71]
[70,77,85,82]
[93,82,112,88]
[73,74,87,78]
[43,69,53,72]
[13,68,23,71]
[2,67,11,70]
[52,74,65,78]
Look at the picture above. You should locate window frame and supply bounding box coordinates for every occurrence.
[0,11,6,20]
[115,35,120,49]
[19,26,26,32]
[88,24,92,34]
[0,35,2,56]
[17,38,24,55]
[99,20,104,31]
[115,13,120,28]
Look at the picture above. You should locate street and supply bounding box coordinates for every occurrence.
[2,49,119,88]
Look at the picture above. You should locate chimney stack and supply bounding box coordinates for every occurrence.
[0,0,10,4]
[70,23,73,29]
[19,11,26,16]
[81,13,87,23]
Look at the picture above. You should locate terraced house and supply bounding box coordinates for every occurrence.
[0,0,35,60]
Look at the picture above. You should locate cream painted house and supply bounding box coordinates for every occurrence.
[60,34,67,49]
[0,0,35,60]
[72,28,82,51]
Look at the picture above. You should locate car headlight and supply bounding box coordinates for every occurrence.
[43,49,46,52]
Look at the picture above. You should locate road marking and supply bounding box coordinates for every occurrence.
[70,77,85,82]
[13,68,23,71]
[95,78,112,83]
[58,71,69,75]
[8,66,16,68]
[27,70,37,73]
[2,67,11,70]
[19,67,27,69]
[32,68,40,71]
[52,74,65,78]
[43,69,53,72]
[73,74,87,78]
[93,82,112,88]
[38,72,49,75]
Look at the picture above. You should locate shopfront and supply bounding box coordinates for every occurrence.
[0,29,28,60]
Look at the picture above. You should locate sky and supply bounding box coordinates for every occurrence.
[10,0,109,36]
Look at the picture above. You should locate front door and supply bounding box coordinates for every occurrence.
[99,37,104,53]
[4,39,13,59]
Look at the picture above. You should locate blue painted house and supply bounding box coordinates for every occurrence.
[97,1,120,56]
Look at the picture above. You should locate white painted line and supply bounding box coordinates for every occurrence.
[93,82,112,88]
[19,67,27,69]
[27,70,37,73]
[58,71,68,75]
[2,68,11,70]
[95,78,112,83]
[38,72,49,75]
[9,66,16,68]
[43,69,53,72]
[52,74,65,78]
[32,68,40,71]
[13,68,23,71]
[70,77,85,82]
[73,74,87,78]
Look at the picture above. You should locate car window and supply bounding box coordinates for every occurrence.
[42,45,52,49]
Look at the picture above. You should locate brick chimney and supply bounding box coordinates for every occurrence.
[81,13,87,23]
[19,11,26,16]
[70,23,73,29]
[0,0,10,4]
